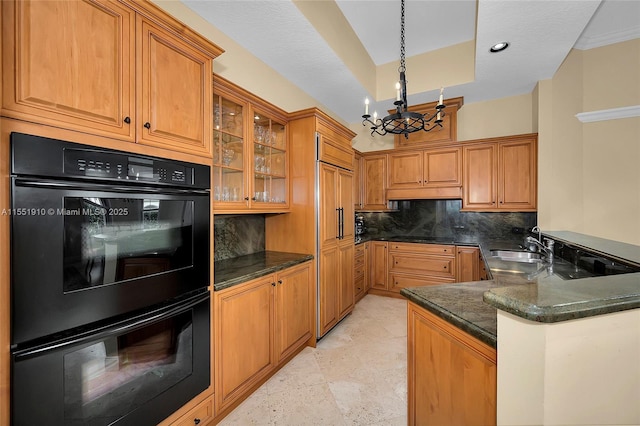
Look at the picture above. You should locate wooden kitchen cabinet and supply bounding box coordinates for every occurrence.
[462,134,537,211]
[361,153,394,211]
[456,246,481,282]
[353,150,363,210]
[394,97,463,149]
[274,262,314,363]
[2,0,222,156]
[164,395,214,426]
[368,241,389,291]
[214,275,274,412]
[408,302,496,425]
[354,242,368,303]
[214,261,313,415]
[388,243,456,293]
[387,147,462,200]
[212,76,289,212]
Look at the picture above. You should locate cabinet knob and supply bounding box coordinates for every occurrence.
[500,200,503,204]
[443,266,447,269]
[194,419,201,425]
[144,122,151,129]
[278,280,283,285]
[123,116,131,124]
[251,197,256,201]
[271,282,276,287]
[244,197,249,201]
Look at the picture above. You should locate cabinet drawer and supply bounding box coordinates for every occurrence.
[354,264,365,279]
[171,396,213,426]
[389,253,455,278]
[390,273,455,292]
[354,254,365,268]
[355,244,366,257]
[388,242,454,256]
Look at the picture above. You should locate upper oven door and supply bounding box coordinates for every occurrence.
[10,178,210,346]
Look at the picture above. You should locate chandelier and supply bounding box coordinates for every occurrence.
[362,0,445,138]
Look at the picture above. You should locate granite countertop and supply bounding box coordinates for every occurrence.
[394,233,640,348]
[214,251,313,291]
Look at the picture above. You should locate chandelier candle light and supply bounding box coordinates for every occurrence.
[362,0,446,138]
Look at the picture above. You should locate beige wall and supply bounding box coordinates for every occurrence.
[537,39,640,245]
[497,309,640,425]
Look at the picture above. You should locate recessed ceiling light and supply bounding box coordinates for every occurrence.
[489,42,509,53]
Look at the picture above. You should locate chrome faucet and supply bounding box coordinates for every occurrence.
[524,234,555,263]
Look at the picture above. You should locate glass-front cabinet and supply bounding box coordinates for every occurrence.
[252,110,287,206]
[213,76,289,212]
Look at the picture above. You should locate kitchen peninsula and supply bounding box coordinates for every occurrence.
[400,231,640,426]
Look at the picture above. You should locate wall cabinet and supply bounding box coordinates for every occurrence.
[456,246,481,282]
[214,261,312,415]
[1,0,222,156]
[387,147,462,200]
[408,302,496,425]
[394,97,464,149]
[353,150,363,210]
[462,134,537,211]
[212,76,289,212]
[360,153,397,211]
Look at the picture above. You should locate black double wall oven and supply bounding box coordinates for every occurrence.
[9,133,211,425]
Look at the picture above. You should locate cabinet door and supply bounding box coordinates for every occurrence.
[388,151,423,188]
[215,276,274,411]
[319,164,338,246]
[353,152,362,210]
[456,246,480,282]
[275,262,313,363]
[498,139,537,210]
[408,302,496,426]
[2,0,135,139]
[212,91,248,209]
[424,147,462,187]
[338,241,354,319]
[138,17,212,156]
[369,241,388,290]
[251,108,289,209]
[462,144,497,210]
[338,169,354,240]
[362,154,388,210]
[319,246,339,336]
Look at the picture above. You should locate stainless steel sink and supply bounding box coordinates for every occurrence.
[490,250,544,263]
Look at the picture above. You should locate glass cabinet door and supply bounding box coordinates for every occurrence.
[252,112,287,206]
[213,94,246,205]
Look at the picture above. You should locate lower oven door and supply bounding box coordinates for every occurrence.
[11,291,210,426]
[10,177,210,345]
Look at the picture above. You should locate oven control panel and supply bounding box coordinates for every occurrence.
[63,149,194,185]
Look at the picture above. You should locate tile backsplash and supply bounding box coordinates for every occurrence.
[360,200,537,242]
[214,215,265,261]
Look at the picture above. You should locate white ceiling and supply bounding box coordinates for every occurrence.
[182,0,640,124]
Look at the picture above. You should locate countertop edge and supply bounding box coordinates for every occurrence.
[214,254,314,291]
[401,288,497,348]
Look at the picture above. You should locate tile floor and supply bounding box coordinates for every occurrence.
[218,294,408,425]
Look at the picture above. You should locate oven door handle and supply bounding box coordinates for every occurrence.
[13,177,210,196]
[12,291,210,360]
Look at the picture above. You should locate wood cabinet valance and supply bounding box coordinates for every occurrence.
[393,97,463,149]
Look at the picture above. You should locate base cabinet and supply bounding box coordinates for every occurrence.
[408,302,496,426]
[354,243,368,303]
[166,395,214,426]
[368,241,388,291]
[214,261,312,415]
[456,246,481,282]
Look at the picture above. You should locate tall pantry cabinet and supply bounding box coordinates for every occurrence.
[266,108,356,339]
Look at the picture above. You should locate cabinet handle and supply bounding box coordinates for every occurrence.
[278,280,283,285]
[244,197,249,201]
[500,200,503,204]
[271,282,276,287]
[144,122,151,129]
[194,419,201,425]
[251,197,256,201]
[123,116,131,124]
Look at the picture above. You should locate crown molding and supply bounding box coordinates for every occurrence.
[575,105,640,123]
[574,27,640,50]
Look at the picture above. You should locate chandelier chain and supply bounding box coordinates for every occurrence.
[399,0,406,73]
